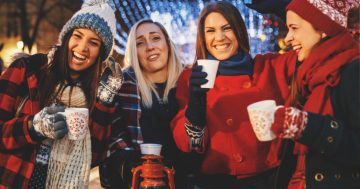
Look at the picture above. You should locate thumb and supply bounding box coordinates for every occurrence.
[108,57,116,75]
[271,106,286,135]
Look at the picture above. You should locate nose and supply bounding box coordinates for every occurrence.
[146,41,155,51]
[215,30,225,41]
[77,39,89,52]
[284,31,293,46]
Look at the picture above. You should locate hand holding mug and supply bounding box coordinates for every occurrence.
[186,64,209,127]
[271,106,308,139]
[32,105,68,139]
[59,108,89,140]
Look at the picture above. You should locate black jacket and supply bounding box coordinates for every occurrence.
[277,59,360,189]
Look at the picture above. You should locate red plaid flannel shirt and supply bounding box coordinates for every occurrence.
[0,54,116,188]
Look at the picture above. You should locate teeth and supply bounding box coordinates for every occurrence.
[293,47,301,52]
[214,44,229,50]
[148,54,159,61]
[292,45,301,50]
[73,52,86,60]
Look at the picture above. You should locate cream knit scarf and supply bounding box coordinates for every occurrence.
[45,83,92,189]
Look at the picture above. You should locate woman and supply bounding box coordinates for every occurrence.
[268,0,360,188]
[99,19,191,189]
[0,1,122,188]
[171,2,297,189]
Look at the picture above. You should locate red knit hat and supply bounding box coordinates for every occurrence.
[287,0,360,36]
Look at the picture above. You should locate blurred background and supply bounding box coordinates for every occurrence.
[1,0,358,70]
[0,0,289,69]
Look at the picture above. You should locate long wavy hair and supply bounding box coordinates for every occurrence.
[124,19,183,108]
[38,29,106,111]
[195,1,250,61]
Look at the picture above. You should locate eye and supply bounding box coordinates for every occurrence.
[223,26,232,31]
[289,26,298,31]
[90,41,100,46]
[205,29,215,33]
[152,36,161,41]
[73,33,81,39]
[136,41,144,46]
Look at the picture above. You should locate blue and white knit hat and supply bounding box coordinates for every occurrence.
[57,0,116,61]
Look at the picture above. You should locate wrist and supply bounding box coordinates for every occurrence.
[27,119,45,141]
[184,120,205,153]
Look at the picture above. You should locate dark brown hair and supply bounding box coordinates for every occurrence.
[38,29,105,110]
[195,1,250,61]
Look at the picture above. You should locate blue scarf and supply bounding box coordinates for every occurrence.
[206,51,253,76]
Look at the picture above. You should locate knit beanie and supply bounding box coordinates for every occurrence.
[287,0,360,36]
[58,0,116,61]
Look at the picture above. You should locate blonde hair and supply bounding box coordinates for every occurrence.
[124,19,183,108]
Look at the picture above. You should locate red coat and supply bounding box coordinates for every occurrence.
[171,52,297,178]
[0,54,116,188]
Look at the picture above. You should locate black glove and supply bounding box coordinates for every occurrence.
[185,65,208,127]
[244,0,291,21]
[31,105,68,139]
[99,150,141,189]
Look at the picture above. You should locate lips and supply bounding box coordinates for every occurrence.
[212,43,231,51]
[147,54,160,61]
[292,45,302,55]
[72,51,88,64]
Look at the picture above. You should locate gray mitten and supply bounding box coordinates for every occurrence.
[97,57,123,105]
[32,105,68,139]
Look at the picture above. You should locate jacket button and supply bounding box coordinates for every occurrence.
[327,136,334,143]
[352,172,360,180]
[330,121,339,129]
[233,153,244,163]
[314,173,325,182]
[242,81,252,89]
[226,118,233,126]
[334,173,341,180]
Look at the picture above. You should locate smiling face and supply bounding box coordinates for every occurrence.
[285,11,323,62]
[68,28,101,78]
[204,12,239,60]
[136,23,169,78]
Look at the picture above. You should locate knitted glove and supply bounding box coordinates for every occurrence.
[97,57,123,105]
[271,106,308,139]
[32,105,68,139]
[185,65,208,127]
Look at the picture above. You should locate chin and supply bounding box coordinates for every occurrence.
[215,55,231,61]
[297,54,306,62]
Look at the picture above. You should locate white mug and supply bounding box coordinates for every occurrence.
[197,59,220,88]
[60,108,89,140]
[247,100,277,141]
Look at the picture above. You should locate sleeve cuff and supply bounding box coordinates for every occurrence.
[184,119,206,153]
[26,116,45,142]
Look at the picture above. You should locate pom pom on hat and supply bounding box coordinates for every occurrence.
[82,0,116,11]
[57,0,117,61]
